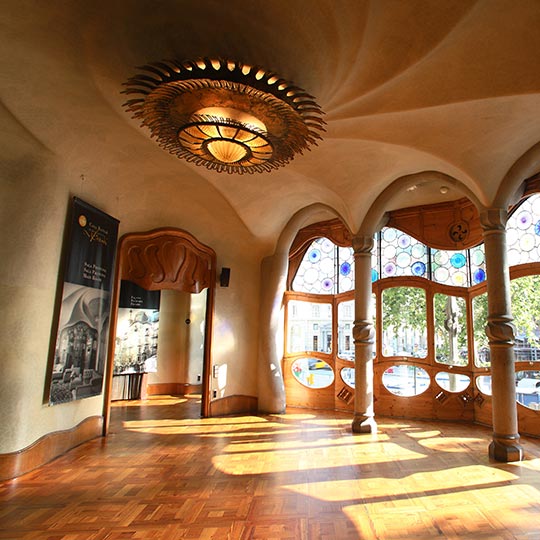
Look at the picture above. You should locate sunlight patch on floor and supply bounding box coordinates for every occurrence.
[212,444,428,475]
[507,457,540,472]
[222,433,391,453]
[281,464,520,502]
[417,436,486,452]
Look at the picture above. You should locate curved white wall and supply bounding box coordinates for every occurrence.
[0,105,262,453]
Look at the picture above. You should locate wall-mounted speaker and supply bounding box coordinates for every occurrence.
[220,267,231,287]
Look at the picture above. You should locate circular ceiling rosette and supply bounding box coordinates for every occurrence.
[122,58,325,174]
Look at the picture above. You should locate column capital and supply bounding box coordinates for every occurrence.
[479,207,507,231]
[352,234,374,254]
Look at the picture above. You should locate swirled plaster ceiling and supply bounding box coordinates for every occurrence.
[2,0,540,246]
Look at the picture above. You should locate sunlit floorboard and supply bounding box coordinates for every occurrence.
[1,395,539,539]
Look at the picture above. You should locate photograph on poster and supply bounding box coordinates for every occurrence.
[113,280,160,375]
[114,308,159,374]
[49,283,111,404]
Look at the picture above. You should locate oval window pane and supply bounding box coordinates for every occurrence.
[516,371,540,410]
[291,358,334,389]
[476,375,492,395]
[435,372,470,393]
[341,367,355,388]
[382,365,430,396]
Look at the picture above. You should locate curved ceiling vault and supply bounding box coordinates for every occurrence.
[2,0,540,246]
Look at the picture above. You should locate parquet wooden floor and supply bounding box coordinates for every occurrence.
[1,396,540,539]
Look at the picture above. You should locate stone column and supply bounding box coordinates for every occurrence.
[351,235,377,433]
[480,208,523,462]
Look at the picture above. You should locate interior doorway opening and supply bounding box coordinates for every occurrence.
[103,228,216,433]
[142,289,206,399]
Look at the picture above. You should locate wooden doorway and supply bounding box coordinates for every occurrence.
[103,228,216,434]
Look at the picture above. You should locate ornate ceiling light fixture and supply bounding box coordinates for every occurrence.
[122,58,325,174]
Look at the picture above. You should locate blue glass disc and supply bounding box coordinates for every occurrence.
[535,220,540,236]
[473,269,486,284]
[371,269,379,282]
[411,261,426,276]
[340,261,351,276]
[308,249,321,263]
[450,253,466,268]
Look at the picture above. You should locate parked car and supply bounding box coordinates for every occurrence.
[308,358,331,370]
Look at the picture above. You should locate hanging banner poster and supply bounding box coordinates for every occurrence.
[114,280,160,375]
[48,197,119,405]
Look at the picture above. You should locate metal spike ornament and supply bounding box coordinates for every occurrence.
[122,58,325,174]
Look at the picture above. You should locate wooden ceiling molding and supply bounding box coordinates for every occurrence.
[385,198,483,250]
[522,173,540,200]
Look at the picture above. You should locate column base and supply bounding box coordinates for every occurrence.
[351,414,377,434]
[489,434,523,462]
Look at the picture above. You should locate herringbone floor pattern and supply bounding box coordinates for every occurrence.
[1,395,540,539]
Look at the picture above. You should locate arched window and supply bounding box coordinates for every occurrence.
[284,193,540,432]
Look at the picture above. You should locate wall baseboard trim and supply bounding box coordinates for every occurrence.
[209,395,258,416]
[0,415,103,481]
[146,383,202,396]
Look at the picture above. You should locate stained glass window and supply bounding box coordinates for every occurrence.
[431,248,468,286]
[338,246,354,292]
[292,238,355,294]
[373,227,488,286]
[507,194,540,266]
[372,233,379,282]
[293,228,491,291]
[469,244,487,285]
[380,228,428,279]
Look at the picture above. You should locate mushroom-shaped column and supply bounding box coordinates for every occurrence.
[351,234,377,433]
[480,208,523,462]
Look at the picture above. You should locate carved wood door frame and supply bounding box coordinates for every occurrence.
[103,228,216,434]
